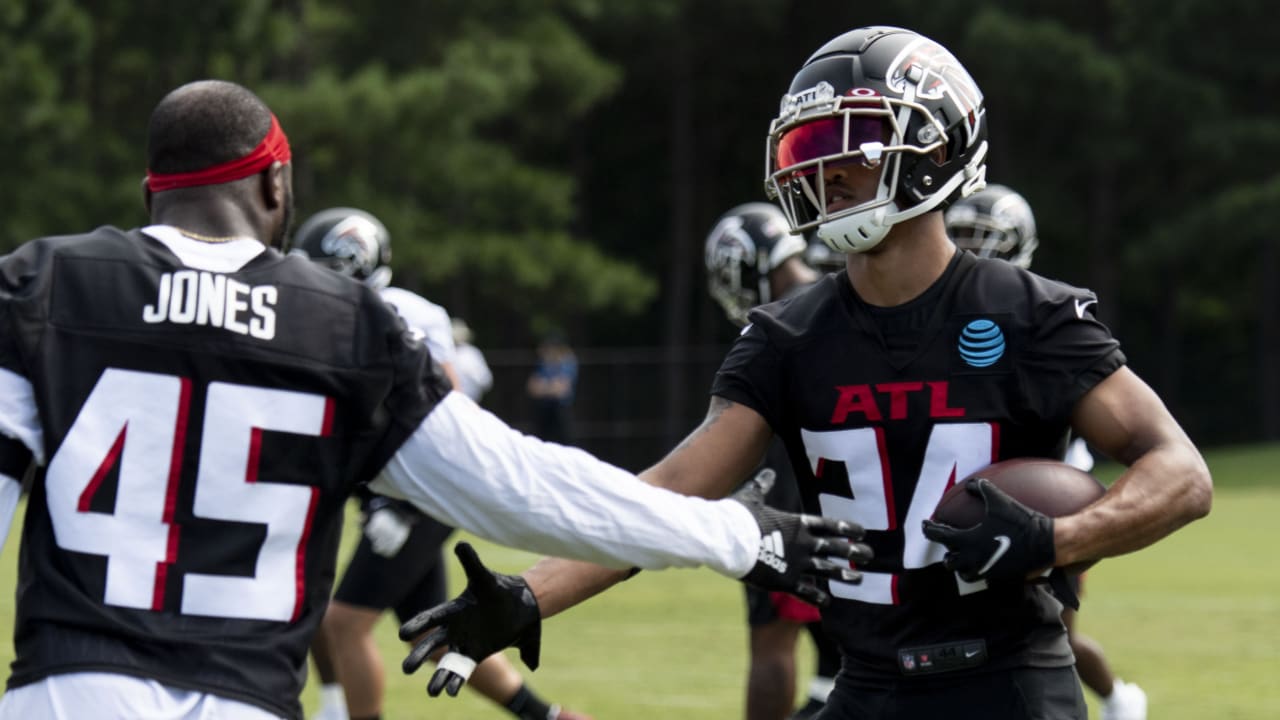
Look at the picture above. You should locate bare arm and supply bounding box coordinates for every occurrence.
[1054,366,1212,567]
[524,396,774,617]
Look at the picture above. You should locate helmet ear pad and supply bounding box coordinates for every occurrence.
[900,144,952,208]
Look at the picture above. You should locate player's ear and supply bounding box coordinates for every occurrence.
[141,177,153,215]
[261,161,287,210]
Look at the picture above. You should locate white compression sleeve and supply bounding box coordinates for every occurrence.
[374,393,758,578]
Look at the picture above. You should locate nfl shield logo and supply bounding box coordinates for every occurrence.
[901,653,916,671]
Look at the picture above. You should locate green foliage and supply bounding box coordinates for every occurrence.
[268,4,648,330]
[0,0,652,335]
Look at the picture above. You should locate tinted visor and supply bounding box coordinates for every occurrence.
[775,115,889,175]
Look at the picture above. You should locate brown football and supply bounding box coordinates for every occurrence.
[932,458,1106,574]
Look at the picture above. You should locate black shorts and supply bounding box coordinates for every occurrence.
[819,665,1085,720]
[333,512,456,625]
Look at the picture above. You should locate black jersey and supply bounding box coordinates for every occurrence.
[757,279,818,516]
[712,251,1124,681]
[0,226,448,719]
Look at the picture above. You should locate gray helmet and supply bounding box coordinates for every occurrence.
[944,183,1038,268]
[291,207,393,289]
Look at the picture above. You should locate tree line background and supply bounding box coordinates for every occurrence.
[3,0,1277,469]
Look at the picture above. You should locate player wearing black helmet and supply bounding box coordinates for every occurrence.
[291,207,393,289]
[705,202,811,326]
[404,26,1210,720]
[944,184,1038,268]
[706,203,839,720]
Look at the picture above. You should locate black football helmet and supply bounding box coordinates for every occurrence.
[705,202,808,327]
[944,183,1038,268]
[291,207,393,289]
[765,26,988,254]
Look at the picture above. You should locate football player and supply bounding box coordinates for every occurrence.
[947,186,1148,720]
[450,317,494,405]
[0,79,870,720]
[400,26,1210,720]
[525,331,578,445]
[291,208,590,720]
[705,202,839,720]
[942,183,1038,269]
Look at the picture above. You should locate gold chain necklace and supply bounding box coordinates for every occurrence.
[175,228,240,244]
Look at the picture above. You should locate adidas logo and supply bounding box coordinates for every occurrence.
[758,530,788,573]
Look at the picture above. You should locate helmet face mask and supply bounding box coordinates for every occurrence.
[290,207,393,289]
[767,89,924,250]
[765,27,989,255]
[704,203,807,327]
[944,184,1039,269]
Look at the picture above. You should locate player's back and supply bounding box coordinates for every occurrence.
[0,225,447,719]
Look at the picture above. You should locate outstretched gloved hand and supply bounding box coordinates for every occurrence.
[732,468,874,606]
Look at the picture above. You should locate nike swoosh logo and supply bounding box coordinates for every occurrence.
[964,649,982,658]
[978,535,1012,576]
[1074,298,1097,319]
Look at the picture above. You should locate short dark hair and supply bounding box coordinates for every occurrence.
[146,80,273,174]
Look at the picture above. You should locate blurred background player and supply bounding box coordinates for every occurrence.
[946,184,1148,720]
[526,330,578,444]
[705,202,839,720]
[293,208,590,720]
[451,317,494,404]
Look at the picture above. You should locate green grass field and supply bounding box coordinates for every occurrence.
[2,444,1278,719]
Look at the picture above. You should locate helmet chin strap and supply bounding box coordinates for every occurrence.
[817,141,988,255]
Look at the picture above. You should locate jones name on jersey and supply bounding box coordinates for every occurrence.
[142,269,277,339]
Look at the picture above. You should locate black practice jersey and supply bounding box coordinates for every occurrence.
[0,227,448,718]
[756,279,819,516]
[712,251,1124,681]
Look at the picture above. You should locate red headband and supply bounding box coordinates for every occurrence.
[146,113,292,192]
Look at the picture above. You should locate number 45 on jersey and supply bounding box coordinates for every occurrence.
[47,368,331,622]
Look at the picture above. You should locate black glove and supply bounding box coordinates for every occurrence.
[400,542,541,697]
[732,469,874,607]
[921,477,1056,585]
